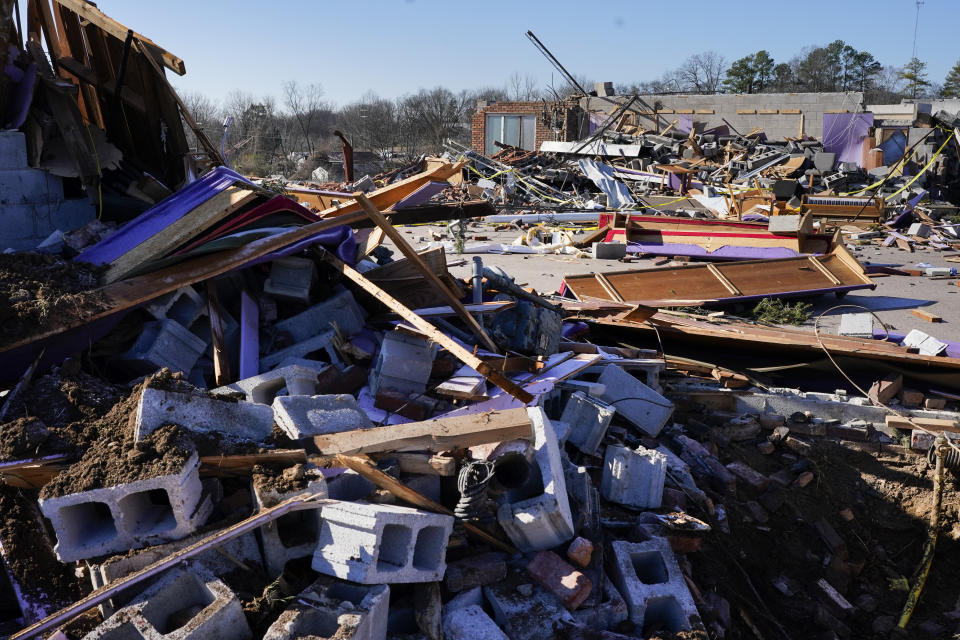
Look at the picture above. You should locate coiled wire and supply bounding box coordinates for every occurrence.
[454,460,496,523]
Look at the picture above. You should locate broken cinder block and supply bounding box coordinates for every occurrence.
[561,391,615,455]
[40,451,212,562]
[212,364,328,404]
[272,393,373,440]
[263,576,389,640]
[601,444,666,509]
[598,364,673,436]
[135,387,274,442]
[313,500,454,584]
[497,407,575,552]
[82,563,251,639]
[118,319,207,376]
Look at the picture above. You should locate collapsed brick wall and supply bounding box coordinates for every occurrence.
[471,101,582,154]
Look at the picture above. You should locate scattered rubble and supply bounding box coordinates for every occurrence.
[1,3,960,640]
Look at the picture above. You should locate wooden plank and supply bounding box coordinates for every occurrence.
[105,187,257,282]
[807,255,842,285]
[355,193,499,353]
[205,282,231,386]
[316,248,534,404]
[372,453,456,476]
[312,407,532,455]
[335,453,515,554]
[53,0,185,74]
[911,309,943,323]
[886,415,960,434]
[56,55,146,112]
[594,273,624,302]
[134,39,220,165]
[199,450,307,476]
[706,263,741,295]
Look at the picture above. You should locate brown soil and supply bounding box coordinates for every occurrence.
[0,486,85,609]
[688,438,960,640]
[0,253,109,348]
[252,463,312,497]
[40,425,195,499]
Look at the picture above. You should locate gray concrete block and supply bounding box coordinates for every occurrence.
[907,222,931,237]
[768,215,802,234]
[561,391,615,455]
[484,580,573,640]
[260,330,341,372]
[134,387,275,442]
[443,604,509,640]
[253,468,328,577]
[39,452,212,562]
[369,330,437,395]
[591,242,627,260]
[597,364,673,436]
[601,445,666,509]
[607,538,700,632]
[571,575,629,631]
[213,364,327,404]
[145,286,206,328]
[0,167,62,204]
[273,394,373,440]
[82,562,251,640]
[838,313,874,339]
[313,500,454,584]
[119,319,208,376]
[263,256,316,304]
[327,469,376,501]
[497,407,575,552]
[90,530,262,618]
[275,289,367,341]
[264,577,389,640]
[0,131,28,169]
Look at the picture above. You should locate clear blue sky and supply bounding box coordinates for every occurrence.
[106,0,956,106]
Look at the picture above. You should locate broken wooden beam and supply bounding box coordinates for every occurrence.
[312,407,532,455]
[355,193,499,353]
[315,248,534,403]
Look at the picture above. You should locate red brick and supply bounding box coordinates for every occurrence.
[566,537,593,568]
[525,550,592,610]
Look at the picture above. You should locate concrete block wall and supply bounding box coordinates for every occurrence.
[581,92,864,141]
[39,452,212,562]
[0,131,95,251]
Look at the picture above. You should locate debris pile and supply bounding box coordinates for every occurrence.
[1,4,960,640]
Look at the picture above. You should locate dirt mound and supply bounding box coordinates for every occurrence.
[0,253,109,348]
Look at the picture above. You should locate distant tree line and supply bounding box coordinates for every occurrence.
[179,45,960,177]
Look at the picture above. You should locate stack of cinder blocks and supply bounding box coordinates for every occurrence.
[39,452,212,562]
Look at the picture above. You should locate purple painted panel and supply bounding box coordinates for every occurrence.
[676,114,694,134]
[238,289,259,380]
[626,241,801,261]
[822,113,874,167]
[392,181,448,210]
[873,329,960,359]
[249,224,357,267]
[75,166,254,266]
[3,46,35,130]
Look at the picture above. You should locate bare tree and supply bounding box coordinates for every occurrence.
[677,52,726,94]
[180,91,220,152]
[506,72,540,101]
[337,91,398,156]
[282,81,326,153]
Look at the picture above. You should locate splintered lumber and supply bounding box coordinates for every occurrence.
[312,407,532,455]
[105,186,257,282]
[335,453,515,554]
[355,193,499,353]
[318,160,465,220]
[315,248,533,403]
[885,415,960,434]
[371,453,456,476]
[11,494,329,640]
[0,456,70,489]
[911,309,943,323]
[199,450,308,477]
[562,245,874,307]
[53,0,186,74]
